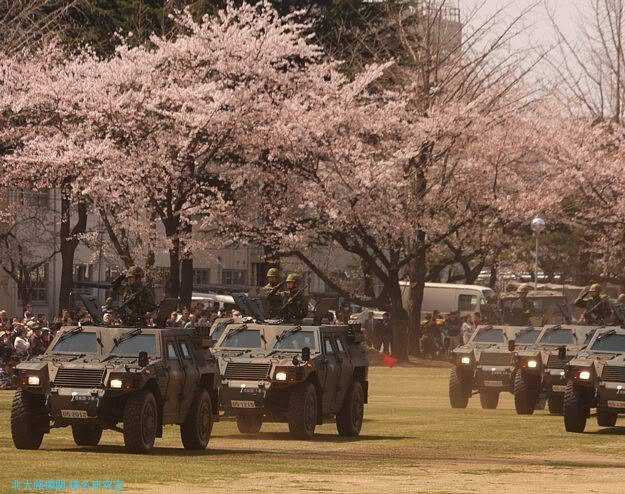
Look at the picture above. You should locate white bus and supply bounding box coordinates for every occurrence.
[400,282,495,315]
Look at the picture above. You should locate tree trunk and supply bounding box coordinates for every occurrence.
[489,263,498,289]
[408,233,427,356]
[167,238,180,299]
[180,250,193,309]
[388,267,409,362]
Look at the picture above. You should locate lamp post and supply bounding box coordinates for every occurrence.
[531,216,546,290]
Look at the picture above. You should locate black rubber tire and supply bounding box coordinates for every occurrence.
[597,408,618,427]
[236,415,263,434]
[11,389,46,450]
[288,383,318,439]
[72,424,103,446]
[514,371,538,415]
[479,389,500,409]
[181,390,213,450]
[547,393,564,415]
[123,390,158,453]
[336,381,365,436]
[563,380,588,433]
[449,367,471,409]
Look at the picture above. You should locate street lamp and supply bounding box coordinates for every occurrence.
[531,216,546,290]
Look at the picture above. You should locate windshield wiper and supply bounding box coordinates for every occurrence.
[276,325,302,342]
[225,324,248,338]
[112,328,142,349]
[597,329,617,340]
[58,326,84,342]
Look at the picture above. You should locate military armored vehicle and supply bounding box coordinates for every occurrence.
[212,320,369,439]
[11,325,220,453]
[449,325,542,409]
[562,326,625,433]
[512,325,598,415]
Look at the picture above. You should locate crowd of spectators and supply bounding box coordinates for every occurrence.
[418,311,481,359]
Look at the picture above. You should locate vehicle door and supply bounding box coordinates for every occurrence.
[321,334,341,415]
[178,338,200,420]
[163,339,185,421]
[334,335,353,408]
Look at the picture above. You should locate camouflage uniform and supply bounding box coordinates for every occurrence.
[508,284,534,326]
[575,284,613,324]
[261,268,284,318]
[278,274,309,321]
[113,266,156,326]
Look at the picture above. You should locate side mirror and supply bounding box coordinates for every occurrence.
[301,346,311,362]
[508,340,515,352]
[558,346,566,360]
[138,351,149,367]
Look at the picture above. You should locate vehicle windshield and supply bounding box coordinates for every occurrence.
[113,334,156,355]
[51,332,98,353]
[211,325,227,343]
[540,329,576,345]
[473,328,505,343]
[515,330,540,344]
[222,329,263,349]
[591,333,625,353]
[274,331,317,351]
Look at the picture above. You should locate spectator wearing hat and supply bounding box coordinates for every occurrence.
[13,326,30,356]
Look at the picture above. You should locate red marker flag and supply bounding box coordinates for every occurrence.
[382,354,398,368]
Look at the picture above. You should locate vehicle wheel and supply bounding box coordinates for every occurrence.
[336,380,365,436]
[123,390,158,453]
[449,366,471,409]
[181,390,213,450]
[72,424,102,446]
[597,408,618,427]
[288,383,317,439]
[479,389,499,409]
[514,371,538,415]
[236,415,263,434]
[563,380,588,433]
[11,389,46,450]
[547,393,564,415]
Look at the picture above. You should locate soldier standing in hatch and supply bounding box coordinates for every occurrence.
[278,273,309,321]
[112,266,156,326]
[575,283,613,324]
[261,267,285,318]
[509,284,535,326]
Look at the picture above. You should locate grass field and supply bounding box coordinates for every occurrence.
[2,366,625,493]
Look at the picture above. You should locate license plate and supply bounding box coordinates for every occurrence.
[608,400,625,408]
[483,381,503,387]
[61,409,88,418]
[552,385,566,392]
[231,400,256,409]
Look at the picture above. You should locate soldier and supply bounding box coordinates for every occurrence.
[112,266,156,326]
[508,284,535,326]
[261,267,285,318]
[278,273,309,321]
[575,283,613,324]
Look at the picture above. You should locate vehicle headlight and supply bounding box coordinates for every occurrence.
[27,375,40,386]
[527,360,538,368]
[275,371,287,381]
[461,357,471,365]
[110,378,123,389]
[579,370,591,380]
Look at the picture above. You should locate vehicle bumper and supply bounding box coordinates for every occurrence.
[476,366,513,391]
[543,369,567,394]
[48,388,105,422]
[221,381,271,415]
[597,382,625,412]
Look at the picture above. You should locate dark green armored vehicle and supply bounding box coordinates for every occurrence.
[11,325,220,453]
[562,327,625,433]
[449,325,541,409]
[212,321,369,439]
[512,325,598,415]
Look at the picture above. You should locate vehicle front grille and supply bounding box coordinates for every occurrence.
[53,368,105,388]
[602,366,625,382]
[224,362,271,380]
[479,352,512,367]
[546,355,572,369]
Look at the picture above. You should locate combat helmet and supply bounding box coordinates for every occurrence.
[126,266,144,279]
[517,284,531,294]
[267,267,281,279]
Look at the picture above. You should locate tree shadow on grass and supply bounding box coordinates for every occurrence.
[43,445,266,456]
[215,432,411,443]
[590,426,625,436]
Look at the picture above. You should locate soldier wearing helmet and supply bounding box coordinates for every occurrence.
[112,266,156,326]
[278,273,309,321]
[575,283,613,324]
[508,284,535,326]
[261,267,285,318]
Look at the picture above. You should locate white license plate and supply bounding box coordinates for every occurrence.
[61,409,88,418]
[608,400,625,408]
[483,381,503,387]
[552,385,566,392]
[231,400,256,409]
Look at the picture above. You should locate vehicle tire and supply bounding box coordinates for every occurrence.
[514,371,538,415]
[236,415,263,434]
[449,367,471,409]
[597,408,618,427]
[123,390,158,453]
[11,389,46,450]
[479,389,499,409]
[563,380,588,433]
[336,380,365,436]
[181,390,213,450]
[288,383,317,440]
[72,424,102,446]
[547,393,564,415]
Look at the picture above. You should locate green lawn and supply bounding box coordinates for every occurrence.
[2,367,624,493]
